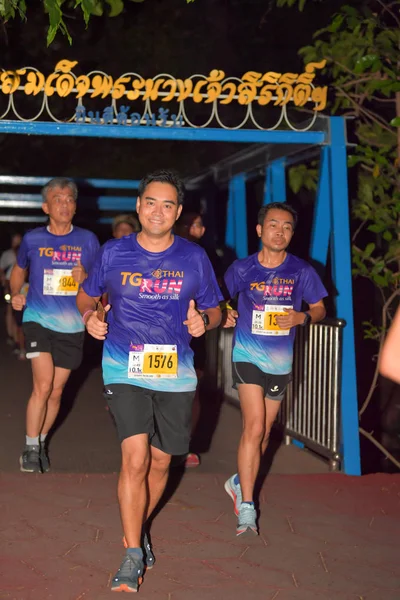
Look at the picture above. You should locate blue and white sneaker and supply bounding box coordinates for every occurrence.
[111,552,144,593]
[143,532,155,570]
[236,502,258,536]
[123,532,155,571]
[224,474,242,516]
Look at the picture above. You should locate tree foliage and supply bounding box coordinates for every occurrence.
[278,0,400,469]
[0,0,195,45]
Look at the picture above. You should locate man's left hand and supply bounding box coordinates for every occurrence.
[275,309,305,330]
[72,259,87,285]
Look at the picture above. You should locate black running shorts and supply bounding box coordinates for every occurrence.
[22,321,84,370]
[232,362,291,401]
[104,383,195,455]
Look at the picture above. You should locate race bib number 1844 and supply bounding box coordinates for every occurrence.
[43,269,78,296]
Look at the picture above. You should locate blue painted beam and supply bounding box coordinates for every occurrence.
[0,120,327,145]
[233,174,248,259]
[329,117,361,476]
[271,159,286,203]
[0,214,115,224]
[262,159,286,206]
[0,215,47,223]
[0,175,140,189]
[0,193,137,211]
[225,182,235,250]
[263,167,273,206]
[309,146,331,267]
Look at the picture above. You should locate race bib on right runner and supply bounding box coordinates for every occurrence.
[43,269,79,296]
[251,304,293,336]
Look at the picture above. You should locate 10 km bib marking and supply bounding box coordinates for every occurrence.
[128,344,178,378]
[251,304,293,336]
[43,269,78,296]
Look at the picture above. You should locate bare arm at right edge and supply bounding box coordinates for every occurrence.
[379,306,400,385]
[76,287,109,341]
[10,264,28,310]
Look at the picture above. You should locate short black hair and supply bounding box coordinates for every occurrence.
[138,169,185,205]
[41,178,78,202]
[257,202,298,229]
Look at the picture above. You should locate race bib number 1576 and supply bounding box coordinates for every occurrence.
[128,344,178,378]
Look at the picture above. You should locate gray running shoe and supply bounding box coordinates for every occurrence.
[236,502,258,536]
[111,552,144,593]
[19,446,41,473]
[123,532,155,570]
[143,532,155,570]
[224,474,242,516]
[40,444,50,473]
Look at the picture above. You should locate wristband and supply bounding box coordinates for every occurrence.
[82,309,94,325]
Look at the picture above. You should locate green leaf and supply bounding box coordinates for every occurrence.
[383,230,393,242]
[354,54,379,74]
[107,0,124,16]
[364,243,375,257]
[342,4,358,17]
[330,13,344,32]
[373,274,388,287]
[390,117,400,128]
[288,166,306,194]
[368,224,386,233]
[16,0,26,18]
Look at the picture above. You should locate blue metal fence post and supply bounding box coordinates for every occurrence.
[271,159,286,203]
[233,174,248,259]
[225,178,236,251]
[329,116,361,476]
[263,167,272,206]
[263,159,286,206]
[309,147,331,266]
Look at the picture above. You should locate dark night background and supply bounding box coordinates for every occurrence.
[0,0,389,472]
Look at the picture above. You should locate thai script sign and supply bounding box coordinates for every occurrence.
[77,105,184,128]
[0,59,328,111]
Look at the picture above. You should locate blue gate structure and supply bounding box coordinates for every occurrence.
[0,60,361,475]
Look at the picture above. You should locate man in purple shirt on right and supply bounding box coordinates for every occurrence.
[222,202,327,536]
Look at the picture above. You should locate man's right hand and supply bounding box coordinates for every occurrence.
[222,308,238,328]
[11,294,26,311]
[85,304,111,340]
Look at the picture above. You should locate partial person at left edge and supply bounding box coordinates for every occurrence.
[10,177,100,474]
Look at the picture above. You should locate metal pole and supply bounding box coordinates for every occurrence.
[271,159,286,203]
[310,146,331,266]
[233,174,248,259]
[329,117,361,476]
[225,179,235,252]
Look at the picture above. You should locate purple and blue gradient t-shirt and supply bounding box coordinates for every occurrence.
[224,253,328,375]
[83,234,222,392]
[17,226,100,334]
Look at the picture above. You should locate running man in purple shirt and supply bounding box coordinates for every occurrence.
[10,178,100,475]
[223,202,327,536]
[77,170,222,593]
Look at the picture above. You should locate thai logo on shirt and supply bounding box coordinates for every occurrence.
[249,277,295,298]
[120,270,184,300]
[38,246,82,264]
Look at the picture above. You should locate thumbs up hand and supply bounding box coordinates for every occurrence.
[85,304,111,340]
[183,299,206,338]
[72,257,87,285]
